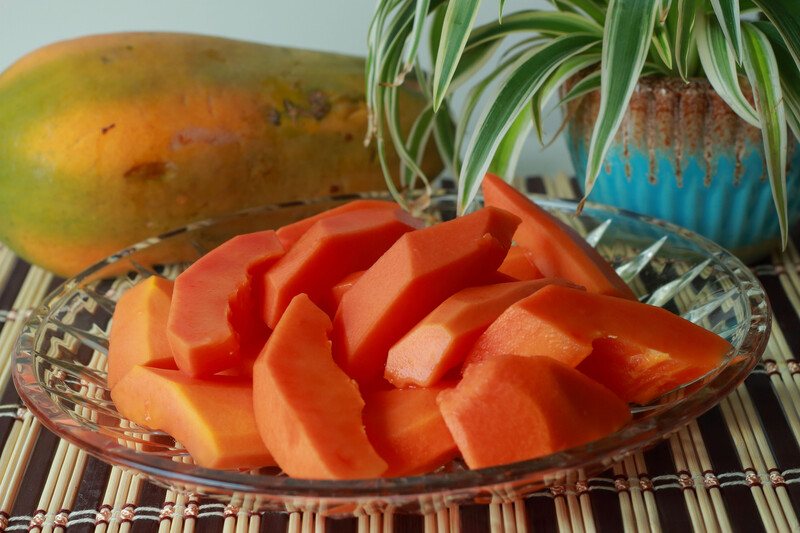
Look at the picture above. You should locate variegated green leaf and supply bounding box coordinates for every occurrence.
[673,0,697,80]
[552,0,606,25]
[433,103,458,178]
[696,9,759,127]
[499,0,506,22]
[399,0,431,77]
[459,33,599,212]
[751,0,800,72]
[401,105,435,187]
[583,0,661,203]
[652,24,673,70]
[742,23,788,248]
[532,54,601,142]
[453,49,531,176]
[659,0,673,23]
[709,0,742,62]
[466,11,602,50]
[755,21,800,140]
[558,64,661,106]
[488,105,533,179]
[432,0,481,111]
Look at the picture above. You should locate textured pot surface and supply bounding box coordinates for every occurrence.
[566,77,800,260]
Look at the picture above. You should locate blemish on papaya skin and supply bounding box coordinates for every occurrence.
[265,107,281,126]
[170,128,238,150]
[308,91,331,120]
[124,161,168,180]
[101,123,116,135]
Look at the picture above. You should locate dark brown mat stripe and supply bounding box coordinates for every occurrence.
[524,495,558,533]
[8,426,59,518]
[130,482,166,533]
[260,511,289,532]
[586,469,623,533]
[457,504,490,533]
[69,456,112,533]
[0,260,29,337]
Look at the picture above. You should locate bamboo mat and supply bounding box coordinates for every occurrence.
[1,175,800,533]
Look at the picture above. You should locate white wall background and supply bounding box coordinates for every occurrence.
[0,0,572,179]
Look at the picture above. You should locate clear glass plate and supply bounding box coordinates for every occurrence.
[12,192,770,515]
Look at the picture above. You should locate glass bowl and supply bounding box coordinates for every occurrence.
[12,191,769,515]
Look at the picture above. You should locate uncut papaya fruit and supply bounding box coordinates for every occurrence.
[0,32,441,276]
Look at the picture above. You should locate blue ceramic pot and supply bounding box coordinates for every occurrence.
[566,77,800,261]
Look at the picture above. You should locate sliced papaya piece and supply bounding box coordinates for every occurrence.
[253,294,387,479]
[323,270,365,315]
[332,207,520,383]
[498,246,543,281]
[263,208,420,328]
[276,200,402,250]
[438,355,631,469]
[481,173,635,299]
[107,276,177,388]
[576,338,709,404]
[167,230,284,377]
[111,366,274,470]
[385,279,573,388]
[363,387,458,477]
[466,285,732,399]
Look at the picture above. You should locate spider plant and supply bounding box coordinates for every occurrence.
[365,0,800,247]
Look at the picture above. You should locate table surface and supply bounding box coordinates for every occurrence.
[0,175,799,533]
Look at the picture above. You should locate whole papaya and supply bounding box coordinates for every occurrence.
[0,33,441,276]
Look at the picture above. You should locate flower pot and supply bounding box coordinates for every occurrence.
[565,77,800,262]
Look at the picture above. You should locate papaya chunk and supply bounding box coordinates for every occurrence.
[276,200,403,250]
[482,173,635,299]
[438,355,631,469]
[466,285,732,399]
[107,276,176,388]
[385,279,574,388]
[263,208,421,328]
[110,366,274,470]
[167,230,284,377]
[332,207,520,383]
[323,270,365,315]
[498,246,543,281]
[363,388,458,477]
[576,338,711,404]
[253,294,387,479]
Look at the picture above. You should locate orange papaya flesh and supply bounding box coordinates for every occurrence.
[110,366,274,470]
[363,387,458,477]
[167,230,284,377]
[577,338,707,404]
[465,285,732,393]
[385,279,574,388]
[481,173,635,299]
[253,294,387,479]
[323,270,364,315]
[332,207,520,384]
[263,207,421,328]
[497,246,543,281]
[107,276,177,388]
[276,200,403,250]
[437,355,631,469]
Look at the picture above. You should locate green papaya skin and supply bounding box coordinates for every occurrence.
[0,32,440,276]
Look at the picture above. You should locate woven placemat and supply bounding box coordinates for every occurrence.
[1,175,799,533]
